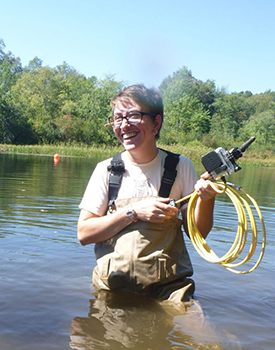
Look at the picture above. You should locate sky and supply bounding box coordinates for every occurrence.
[0,0,274,94]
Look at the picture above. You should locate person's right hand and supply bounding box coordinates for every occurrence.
[132,197,178,223]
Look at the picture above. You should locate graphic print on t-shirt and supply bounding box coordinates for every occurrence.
[132,178,153,198]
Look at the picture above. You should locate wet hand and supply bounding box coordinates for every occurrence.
[133,197,178,223]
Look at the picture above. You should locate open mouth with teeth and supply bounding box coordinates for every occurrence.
[123,131,139,140]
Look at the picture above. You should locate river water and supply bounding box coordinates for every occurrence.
[0,153,274,350]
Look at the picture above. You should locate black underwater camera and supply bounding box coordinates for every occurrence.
[201,136,256,180]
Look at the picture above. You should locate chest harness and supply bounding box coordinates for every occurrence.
[107,150,180,211]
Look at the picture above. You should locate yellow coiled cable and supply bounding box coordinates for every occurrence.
[176,181,266,274]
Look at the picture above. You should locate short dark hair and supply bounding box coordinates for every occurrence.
[111,84,163,139]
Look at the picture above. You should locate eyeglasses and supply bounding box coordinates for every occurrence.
[108,111,157,127]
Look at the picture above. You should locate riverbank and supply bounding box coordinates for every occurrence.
[0,143,274,167]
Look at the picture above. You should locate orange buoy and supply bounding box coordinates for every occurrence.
[53,154,60,165]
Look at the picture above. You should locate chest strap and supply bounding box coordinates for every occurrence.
[107,150,180,211]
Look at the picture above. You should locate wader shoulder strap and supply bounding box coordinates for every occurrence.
[107,153,125,212]
[107,150,180,211]
[158,150,180,197]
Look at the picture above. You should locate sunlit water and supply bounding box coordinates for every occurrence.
[0,153,274,350]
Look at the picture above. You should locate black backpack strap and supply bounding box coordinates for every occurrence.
[107,153,125,212]
[158,150,180,197]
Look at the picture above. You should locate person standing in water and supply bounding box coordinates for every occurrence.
[77,84,216,302]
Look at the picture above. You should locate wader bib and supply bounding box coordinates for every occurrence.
[92,150,195,301]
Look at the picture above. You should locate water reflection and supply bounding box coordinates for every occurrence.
[70,291,241,350]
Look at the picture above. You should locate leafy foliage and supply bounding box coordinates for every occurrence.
[0,39,274,150]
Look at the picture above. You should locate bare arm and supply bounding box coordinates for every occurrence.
[77,197,178,246]
[181,174,217,239]
[194,196,215,238]
[77,208,133,245]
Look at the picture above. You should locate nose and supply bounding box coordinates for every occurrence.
[120,117,130,128]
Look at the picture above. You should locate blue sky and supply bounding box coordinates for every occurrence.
[0,0,274,94]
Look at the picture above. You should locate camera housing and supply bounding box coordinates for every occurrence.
[201,137,255,180]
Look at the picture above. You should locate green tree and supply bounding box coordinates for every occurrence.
[0,39,22,95]
[159,66,215,144]
[248,91,275,114]
[190,79,216,115]
[0,39,26,143]
[210,92,255,146]
[8,65,73,143]
[160,66,216,113]
[0,97,36,144]
[163,95,210,144]
[23,56,43,72]
[74,75,123,144]
[160,66,194,104]
[238,110,275,147]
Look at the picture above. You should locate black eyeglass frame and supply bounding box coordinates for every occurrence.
[108,111,157,126]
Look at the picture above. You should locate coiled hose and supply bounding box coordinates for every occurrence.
[176,181,266,274]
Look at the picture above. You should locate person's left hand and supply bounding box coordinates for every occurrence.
[194,173,217,201]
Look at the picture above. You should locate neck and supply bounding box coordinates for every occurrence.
[126,145,158,164]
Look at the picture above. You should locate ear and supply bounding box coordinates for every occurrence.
[153,114,162,132]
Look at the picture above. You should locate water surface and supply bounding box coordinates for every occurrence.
[0,153,274,349]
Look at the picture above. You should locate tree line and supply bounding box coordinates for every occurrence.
[1,39,275,149]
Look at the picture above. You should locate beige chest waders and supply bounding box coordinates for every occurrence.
[92,150,195,300]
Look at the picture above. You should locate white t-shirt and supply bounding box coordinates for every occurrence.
[79,149,198,216]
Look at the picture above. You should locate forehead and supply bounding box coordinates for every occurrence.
[113,99,143,114]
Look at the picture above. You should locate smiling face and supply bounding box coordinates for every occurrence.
[112,99,162,163]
